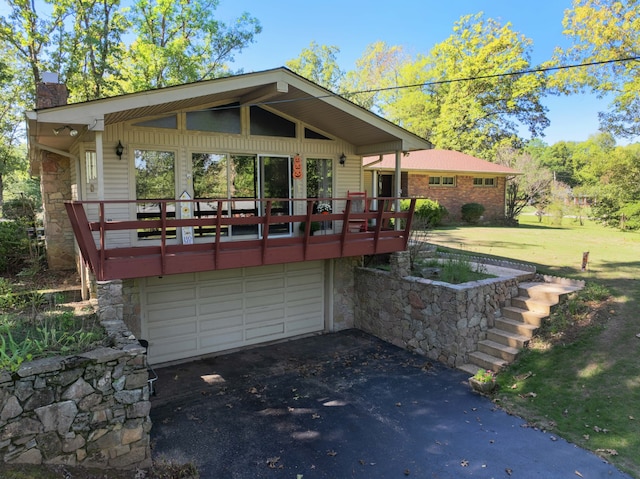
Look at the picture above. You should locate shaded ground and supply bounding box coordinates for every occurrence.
[149,330,631,479]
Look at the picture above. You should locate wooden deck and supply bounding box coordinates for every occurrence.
[65,197,415,281]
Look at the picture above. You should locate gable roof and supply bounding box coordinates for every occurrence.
[363,149,520,175]
[26,67,432,157]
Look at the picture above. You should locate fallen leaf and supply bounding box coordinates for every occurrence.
[460,460,469,467]
[583,434,590,440]
[327,450,337,457]
[312,413,320,419]
[515,371,533,380]
[404,469,411,475]
[596,448,619,456]
[550,436,558,441]
[575,471,583,477]
[395,402,402,407]
[630,416,636,420]
[505,468,513,475]
[266,456,280,468]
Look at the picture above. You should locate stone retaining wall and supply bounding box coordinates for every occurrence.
[0,315,152,469]
[354,253,521,367]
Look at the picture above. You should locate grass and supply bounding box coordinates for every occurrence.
[0,277,107,372]
[428,214,640,477]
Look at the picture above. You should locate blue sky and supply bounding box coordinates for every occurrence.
[216,0,613,146]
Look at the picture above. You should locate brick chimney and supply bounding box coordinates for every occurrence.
[36,72,68,108]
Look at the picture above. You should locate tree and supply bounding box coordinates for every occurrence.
[495,147,553,223]
[0,0,64,98]
[383,13,549,160]
[53,0,129,101]
[0,49,30,215]
[341,41,409,111]
[552,0,640,139]
[123,0,261,91]
[285,42,344,92]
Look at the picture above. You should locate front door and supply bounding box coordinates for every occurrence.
[259,155,292,236]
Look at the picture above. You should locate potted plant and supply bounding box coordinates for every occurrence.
[317,202,332,214]
[299,221,321,234]
[468,369,497,394]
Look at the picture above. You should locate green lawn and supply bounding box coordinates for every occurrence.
[428,214,640,478]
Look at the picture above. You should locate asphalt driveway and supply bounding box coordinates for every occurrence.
[150,330,632,479]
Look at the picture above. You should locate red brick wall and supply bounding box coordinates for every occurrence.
[407,173,506,221]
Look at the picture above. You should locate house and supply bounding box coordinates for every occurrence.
[26,68,432,365]
[363,149,519,221]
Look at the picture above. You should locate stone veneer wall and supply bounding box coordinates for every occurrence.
[331,257,361,331]
[354,253,521,367]
[0,300,152,469]
[39,151,76,270]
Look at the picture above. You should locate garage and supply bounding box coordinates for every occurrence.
[140,261,326,364]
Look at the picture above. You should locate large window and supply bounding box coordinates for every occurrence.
[306,158,333,200]
[135,150,176,239]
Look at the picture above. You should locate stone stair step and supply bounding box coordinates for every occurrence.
[478,339,520,362]
[487,329,530,349]
[518,282,580,303]
[458,363,481,376]
[494,317,538,337]
[511,296,555,315]
[468,351,508,372]
[502,306,547,326]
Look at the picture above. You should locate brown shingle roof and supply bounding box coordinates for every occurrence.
[363,149,520,175]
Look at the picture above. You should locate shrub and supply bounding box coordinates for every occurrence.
[0,220,32,274]
[2,197,38,222]
[461,203,485,224]
[400,198,448,227]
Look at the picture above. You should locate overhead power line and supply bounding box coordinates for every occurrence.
[341,55,640,97]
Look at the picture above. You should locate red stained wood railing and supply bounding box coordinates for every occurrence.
[64,197,415,281]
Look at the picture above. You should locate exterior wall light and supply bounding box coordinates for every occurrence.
[339,153,346,167]
[116,140,124,159]
[53,125,78,136]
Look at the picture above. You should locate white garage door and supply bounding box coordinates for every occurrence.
[141,261,325,364]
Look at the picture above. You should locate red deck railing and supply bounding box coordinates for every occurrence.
[64,197,416,281]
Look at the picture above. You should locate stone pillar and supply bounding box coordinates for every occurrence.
[390,251,411,278]
[96,280,124,322]
[332,257,361,331]
[40,151,76,270]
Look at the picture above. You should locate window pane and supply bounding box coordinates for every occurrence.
[473,177,483,186]
[135,150,175,199]
[485,178,495,186]
[135,150,176,240]
[306,158,333,199]
[85,151,97,182]
[230,155,258,236]
[186,104,241,133]
[442,177,455,185]
[429,176,441,185]
[250,106,296,137]
[193,153,228,198]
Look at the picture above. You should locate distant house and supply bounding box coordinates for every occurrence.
[26,67,431,365]
[363,149,520,221]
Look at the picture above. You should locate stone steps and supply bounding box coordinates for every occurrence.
[460,277,584,377]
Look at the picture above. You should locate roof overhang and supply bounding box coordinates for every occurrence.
[26,68,432,159]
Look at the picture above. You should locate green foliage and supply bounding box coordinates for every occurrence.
[286,41,344,91]
[401,198,447,227]
[2,197,38,222]
[617,201,640,230]
[0,282,106,372]
[0,220,31,275]
[552,0,640,139]
[382,13,548,159]
[461,203,485,224]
